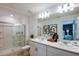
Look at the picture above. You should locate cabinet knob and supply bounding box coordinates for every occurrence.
[0,38,2,40]
[35,48,38,51]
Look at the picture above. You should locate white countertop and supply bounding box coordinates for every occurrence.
[31,38,79,54]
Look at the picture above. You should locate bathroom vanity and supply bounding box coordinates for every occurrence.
[30,39,79,56]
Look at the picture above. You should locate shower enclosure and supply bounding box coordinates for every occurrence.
[0,22,26,49]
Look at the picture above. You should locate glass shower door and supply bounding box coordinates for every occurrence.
[0,23,26,49]
[0,24,15,49]
[14,25,25,47]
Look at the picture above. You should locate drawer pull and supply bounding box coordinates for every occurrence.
[35,48,38,51]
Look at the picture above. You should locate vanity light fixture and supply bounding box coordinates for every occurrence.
[69,3,74,11]
[57,3,74,13]
[38,11,50,19]
[10,14,14,17]
[57,6,63,13]
[14,23,20,26]
[63,4,68,12]
[70,8,74,11]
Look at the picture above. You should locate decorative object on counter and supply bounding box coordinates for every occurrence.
[63,19,77,40]
[30,34,34,39]
[43,24,57,35]
[48,33,59,42]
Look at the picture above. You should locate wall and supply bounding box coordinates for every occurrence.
[0,7,29,44]
[38,13,79,41]
[28,14,38,39]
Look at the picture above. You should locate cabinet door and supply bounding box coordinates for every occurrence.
[47,46,79,56]
[35,43,46,56]
[29,41,36,56]
[0,26,4,48]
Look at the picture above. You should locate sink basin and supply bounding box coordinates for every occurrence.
[59,41,79,47]
[56,41,72,46]
[72,42,79,47]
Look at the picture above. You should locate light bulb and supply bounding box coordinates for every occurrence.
[38,14,42,18]
[38,11,50,19]
[41,13,45,18]
[57,6,63,13]
[69,3,74,11]
[10,14,13,17]
[14,23,20,26]
[70,3,74,8]
[59,10,63,13]
[63,4,68,12]
[70,8,74,11]
[44,11,50,18]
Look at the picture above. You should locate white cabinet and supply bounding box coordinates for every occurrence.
[35,43,46,56]
[30,40,79,56]
[47,46,79,56]
[29,41,46,56]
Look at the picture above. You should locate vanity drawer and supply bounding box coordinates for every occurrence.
[47,46,79,56]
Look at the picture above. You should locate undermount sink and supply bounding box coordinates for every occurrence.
[37,37,79,47]
[55,41,72,46]
[58,41,79,47]
[71,42,79,47]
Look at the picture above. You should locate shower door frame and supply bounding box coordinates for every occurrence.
[0,22,26,49]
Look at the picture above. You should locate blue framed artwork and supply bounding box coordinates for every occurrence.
[63,24,73,40]
[63,19,77,40]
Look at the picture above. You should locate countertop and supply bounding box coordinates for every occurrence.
[30,38,79,54]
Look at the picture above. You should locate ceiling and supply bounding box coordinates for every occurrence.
[0,3,62,16]
[0,3,79,16]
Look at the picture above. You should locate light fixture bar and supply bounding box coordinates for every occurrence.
[57,3,75,13]
[38,11,50,19]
